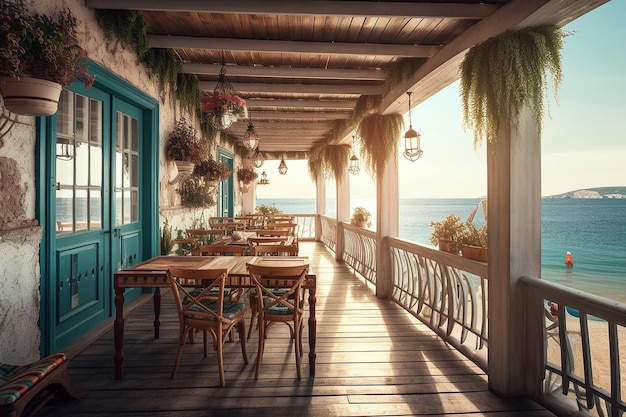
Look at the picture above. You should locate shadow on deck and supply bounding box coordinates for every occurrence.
[42,242,554,417]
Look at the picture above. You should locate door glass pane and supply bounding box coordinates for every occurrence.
[55,90,103,234]
[115,111,140,226]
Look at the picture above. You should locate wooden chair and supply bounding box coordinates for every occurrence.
[194,245,247,302]
[167,267,248,387]
[196,245,246,256]
[0,353,88,417]
[246,263,309,379]
[252,244,298,256]
[186,229,225,243]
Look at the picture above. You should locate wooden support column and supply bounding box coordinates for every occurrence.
[375,153,399,299]
[335,169,350,261]
[315,174,326,241]
[240,160,256,214]
[487,105,542,396]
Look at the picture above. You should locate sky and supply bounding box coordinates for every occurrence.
[257,1,625,200]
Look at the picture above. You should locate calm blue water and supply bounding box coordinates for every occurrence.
[258,197,626,303]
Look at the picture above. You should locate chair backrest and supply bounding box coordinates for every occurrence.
[196,245,246,256]
[246,263,309,314]
[186,229,226,241]
[167,267,229,323]
[252,244,298,256]
[256,229,292,238]
[247,236,288,247]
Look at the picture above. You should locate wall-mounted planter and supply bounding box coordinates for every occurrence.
[0,77,62,116]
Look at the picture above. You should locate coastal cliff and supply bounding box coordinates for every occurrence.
[545,186,626,199]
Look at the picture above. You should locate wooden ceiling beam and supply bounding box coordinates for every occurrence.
[200,82,383,95]
[149,35,440,58]
[182,63,387,81]
[244,99,356,109]
[248,111,350,120]
[86,0,498,19]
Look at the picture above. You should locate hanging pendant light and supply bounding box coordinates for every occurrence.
[242,112,259,151]
[348,135,360,175]
[348,154,360,175]
[56,137,74,160]
[201,57,247,131]
[278,155,288,175]
[403,92,423,161]
[252,149,264,168]
[258,171,270,185]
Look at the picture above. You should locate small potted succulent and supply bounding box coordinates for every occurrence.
[429,214,465,254]
[350,207,372,228]
[0,1,94,115]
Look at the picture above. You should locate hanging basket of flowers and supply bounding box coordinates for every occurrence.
[0,1,95,116]
[193,157,232,184]
[236,166,258,184]
[166,118,206,164]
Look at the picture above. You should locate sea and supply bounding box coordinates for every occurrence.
[258,197,626,304]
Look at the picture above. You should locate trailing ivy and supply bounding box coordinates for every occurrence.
[460,25,566,148]
[357,113,404,177]
[95,9,202,116]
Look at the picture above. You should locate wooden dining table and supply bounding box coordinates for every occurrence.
[113,255,317,379]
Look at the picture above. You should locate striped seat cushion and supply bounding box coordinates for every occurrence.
[0,353,67,405]
[186,301,246,320]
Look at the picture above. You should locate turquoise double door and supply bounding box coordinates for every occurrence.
[39,65,159,354]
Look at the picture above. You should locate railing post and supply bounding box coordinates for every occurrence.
[336,221,345,261]
[375,147,398,299]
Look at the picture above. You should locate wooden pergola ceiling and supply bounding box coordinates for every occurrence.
[85,0,603,158]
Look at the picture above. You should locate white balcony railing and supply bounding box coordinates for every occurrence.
[317,214,625,417]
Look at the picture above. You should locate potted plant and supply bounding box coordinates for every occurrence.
[237,166,258,184]
[459,222,488,262]
[166,118,208,177]
[193,157,231,186]
[429,214,465,254]
[160,220,174,255]
[350,207,372,228]
[0,1,95,115]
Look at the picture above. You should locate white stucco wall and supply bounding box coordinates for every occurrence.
[0,0,226,363]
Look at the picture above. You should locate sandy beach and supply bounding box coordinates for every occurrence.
[545,312,625,416]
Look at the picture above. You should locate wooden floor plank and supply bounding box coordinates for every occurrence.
[40,242,554,417]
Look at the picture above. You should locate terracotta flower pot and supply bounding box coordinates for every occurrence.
[0,76,62,116]
[438,238,459,254]
[461,245,488,262]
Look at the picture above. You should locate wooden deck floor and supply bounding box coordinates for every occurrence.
[42,242,554,417]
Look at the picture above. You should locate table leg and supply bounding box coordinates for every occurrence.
[153,287,161,339]
[308,288,317,376]
[114,287,125,379]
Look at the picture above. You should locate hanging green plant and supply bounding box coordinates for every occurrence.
[460,25,566,148]
[324,144,351,180]
[307,144,325,182]
[357,113,404,177]
[178,176,216,208]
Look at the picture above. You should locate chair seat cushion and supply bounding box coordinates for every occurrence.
[0,353,66,405]
[186,301,245,320]
[262,298,295,315]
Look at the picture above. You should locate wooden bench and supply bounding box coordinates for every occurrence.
[0,353,87,417]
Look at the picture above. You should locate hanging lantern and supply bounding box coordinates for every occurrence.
[56,137,74,160]
[201,64,247,131]
[242,118,259,151]
[348,154,360,175]
[403,92,423,162]
[252,150,264,168]
[348,136,360,175]
[258,171,270,185]
[278,156,288,175]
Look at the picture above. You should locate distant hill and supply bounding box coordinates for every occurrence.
[545,186,626,199]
